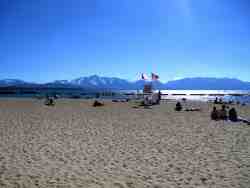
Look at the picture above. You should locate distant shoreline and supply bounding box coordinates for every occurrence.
[0,89,250,105]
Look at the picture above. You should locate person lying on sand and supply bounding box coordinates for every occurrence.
[185,108,201,112]
[238,117,250,125]
[93,100,104,107]
[112,99,130,103]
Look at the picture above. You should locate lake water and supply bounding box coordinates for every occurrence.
[0,89,250,104]
[120,90,250,104]
[162,90,250,104]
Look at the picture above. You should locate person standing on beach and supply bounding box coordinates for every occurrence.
[214,97,218,104]
[157,90,162,104]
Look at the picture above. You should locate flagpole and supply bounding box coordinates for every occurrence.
[151,73,153,93]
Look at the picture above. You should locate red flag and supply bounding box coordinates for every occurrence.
[141,73,149,80]
[151,73,159,80]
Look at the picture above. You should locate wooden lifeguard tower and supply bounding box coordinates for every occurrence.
[143,83,153,94]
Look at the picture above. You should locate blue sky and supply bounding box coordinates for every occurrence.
[1,0,250,83]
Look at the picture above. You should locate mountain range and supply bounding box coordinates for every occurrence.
[0,76,250,90]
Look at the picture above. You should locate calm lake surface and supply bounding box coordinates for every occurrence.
[122,90,250,104]
[0,89,250,104]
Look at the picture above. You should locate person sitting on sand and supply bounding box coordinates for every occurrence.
[229,108,238,122]
[218,105,228,120]
[50,98,54,105]
[175,102,182,111]
[93,100,104,107]
[211,106,219,120]
[45,96,55,106]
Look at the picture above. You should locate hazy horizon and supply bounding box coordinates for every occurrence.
[1,0,250,82]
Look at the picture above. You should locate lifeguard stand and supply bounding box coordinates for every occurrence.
[143,83,153,100]
[143,83,153,94]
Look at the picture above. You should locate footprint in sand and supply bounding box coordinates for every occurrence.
[87,181,105,188]
[104,180,139,188]
[126,181,136,188]
[113,182,125,188]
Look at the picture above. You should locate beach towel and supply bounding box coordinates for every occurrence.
[185,108,201,112]
[238,117,250,125]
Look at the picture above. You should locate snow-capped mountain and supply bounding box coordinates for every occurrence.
[70,75,133,89]
[1,76,250,90]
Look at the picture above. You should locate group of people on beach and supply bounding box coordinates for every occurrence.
[210,104,250,125]
[211,105,238,122]
[174,99,247,124]
[211,97,250,123]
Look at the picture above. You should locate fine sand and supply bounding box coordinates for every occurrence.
[0,99,250,188]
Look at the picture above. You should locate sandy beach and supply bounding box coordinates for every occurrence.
[0,99,250,188]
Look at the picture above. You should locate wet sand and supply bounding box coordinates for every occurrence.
[0,99,250,188]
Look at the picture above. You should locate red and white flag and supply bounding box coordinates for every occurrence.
[151,73,159,80]
[141,73,149,80]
